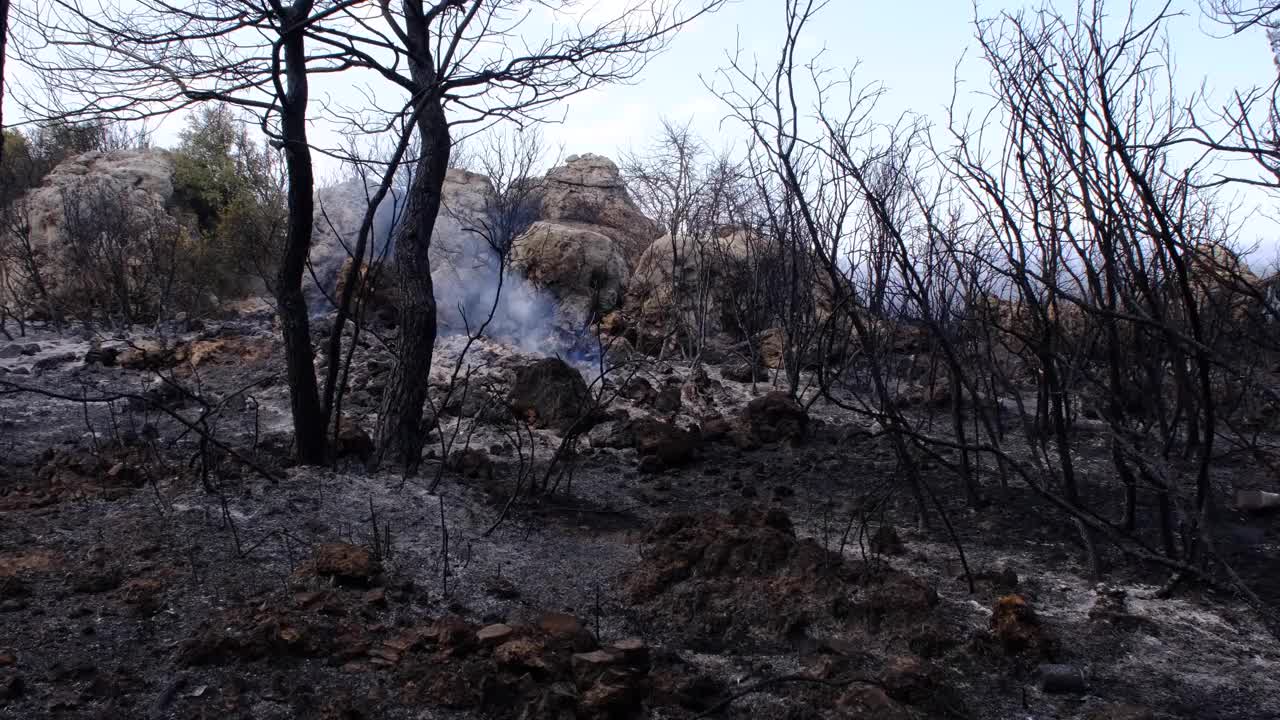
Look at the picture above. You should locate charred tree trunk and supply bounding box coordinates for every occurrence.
[0,0,10,170]
[375,2,451,474]
[376,99,450,474]
[275,0,326,465]
[949,361,980,506]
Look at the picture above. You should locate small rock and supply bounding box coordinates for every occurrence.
[538,611,595,651]
[880,655,934,703]
[993,567,1019,589]
[581,675,642,712]
[0,673,24,700]
[571,649,621,673]
[20,343,41,356]
[0,651,15,666]
[1038,664,1086,693]
[0,344,22,359]
[494,638,549,671]
[631,418,698,468]
[990,594,1044,655]
[1235,489,1280,512]
[721,361,761,383]
[476,623,514,645]
[335,418,374,462]
[700,414,733,442]
[363,587,387,607]
[870,525,905,555]
[483,575,520,600]
[312,543,379,585]
[432,615,473,649]
[120,577,164,609]
[447,448,493,479]
[610,637,650,667]
[622,377,656,404]
[837,684,912,720]
[741,390,808,444]
[33,352,76,371]
[654,386,682,413]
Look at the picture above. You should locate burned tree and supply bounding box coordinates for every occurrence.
[17,0,361,464]
[309,0,727,474]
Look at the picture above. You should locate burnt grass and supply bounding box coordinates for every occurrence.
[1,324,1279,719]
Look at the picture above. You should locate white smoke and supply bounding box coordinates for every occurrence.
[314,176,590,360]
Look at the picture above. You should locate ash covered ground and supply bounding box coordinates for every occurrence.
[0,314,1278,720]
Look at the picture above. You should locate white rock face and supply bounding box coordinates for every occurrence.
[626,227,836,347]
[626,228,756,336]
[535,154,662,264]
[509,220,629,331]
[22,149,176,250]
[8,149,179,311]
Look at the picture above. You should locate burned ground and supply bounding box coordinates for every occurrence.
[0,322,1278,720]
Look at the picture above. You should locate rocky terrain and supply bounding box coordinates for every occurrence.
[1,152,1278,720]
[1,311,1278,720]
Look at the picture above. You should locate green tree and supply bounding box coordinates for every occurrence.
[171,104,285,300]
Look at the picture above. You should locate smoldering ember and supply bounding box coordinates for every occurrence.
[2,2,1280,720]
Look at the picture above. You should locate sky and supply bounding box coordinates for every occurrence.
[4,0,1278,242]
[537,0,1275,157]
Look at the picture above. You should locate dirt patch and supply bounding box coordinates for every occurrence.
[1,445,149,510]
[0,549,62,577]
[624,507,943,658]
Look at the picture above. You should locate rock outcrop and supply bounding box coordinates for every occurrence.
[624,227,840,354]
[624,227,760,348]
[13,149,178,303]
[313,155,668,344]
[534,153,662,264]
[23,150,176,252]
[509,220,629,331]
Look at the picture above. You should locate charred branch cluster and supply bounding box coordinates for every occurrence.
[637,0,1280,618]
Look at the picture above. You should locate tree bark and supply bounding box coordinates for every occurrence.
[375,0,451,474]
[275,0,326,465]
[0,0,10,170]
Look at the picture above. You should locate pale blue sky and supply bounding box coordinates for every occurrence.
[5,0,1278,244]
[536,0,1275,159]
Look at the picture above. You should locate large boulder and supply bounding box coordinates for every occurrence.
[23,150,176,252]
[625,227,839,354]
[508,357,591,433]
[625,227,760,349]
[13,149,179,307]
[331,257,402,327]
[534,154,662,264]
[509,220,629,331]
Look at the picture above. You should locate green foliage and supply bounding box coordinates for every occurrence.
[1,110,284,323]
[1,121,112,209]
[170,103,286,299]
[173,104,244,230]
[30,121,109,165]
[0,130,35,208]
